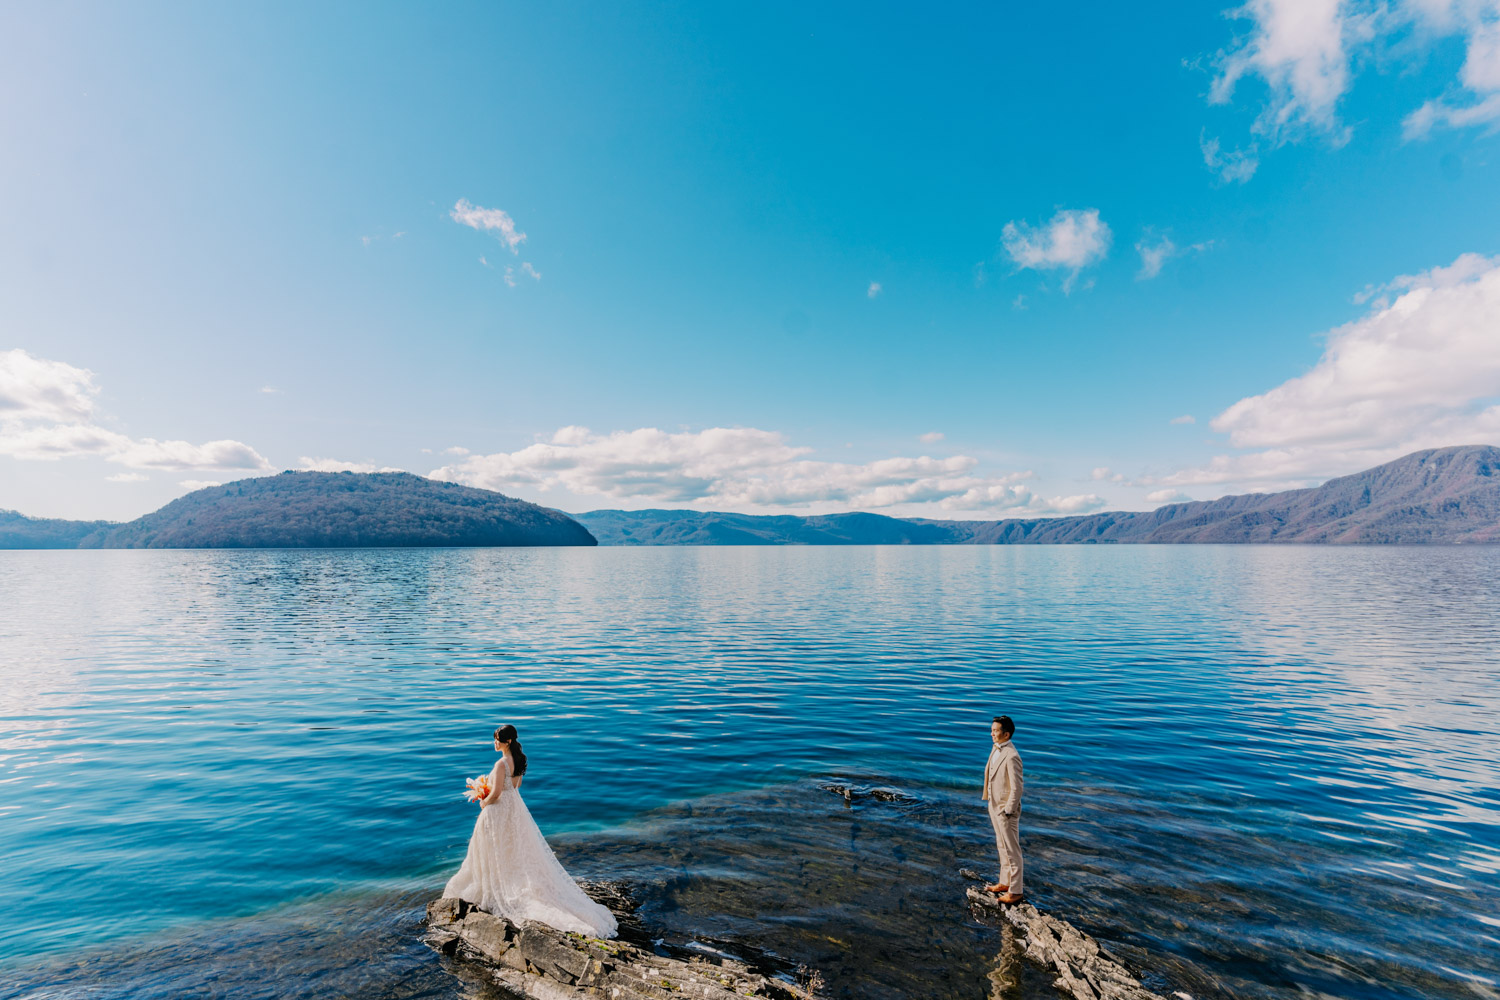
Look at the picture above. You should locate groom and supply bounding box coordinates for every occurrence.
[981,715,1024,903]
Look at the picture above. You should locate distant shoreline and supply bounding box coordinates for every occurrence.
[5,444,1499,548]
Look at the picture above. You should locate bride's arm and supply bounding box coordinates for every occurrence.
[481,761,507,806]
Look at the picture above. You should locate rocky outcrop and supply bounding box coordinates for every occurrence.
[424,883,818,1000]
[818,780,912,804]
[963,872,1173,1000]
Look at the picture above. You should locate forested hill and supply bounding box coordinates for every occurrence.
[0,472,596,548]
[577,445,1500,545]
[0,510,115,549]
[90,472,596,548]
[572,509,955,545]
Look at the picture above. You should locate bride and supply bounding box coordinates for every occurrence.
[444,724,618,938]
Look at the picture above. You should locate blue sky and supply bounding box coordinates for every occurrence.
[3,1,1499,521]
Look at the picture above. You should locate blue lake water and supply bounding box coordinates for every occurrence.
[1,546,1497,1000]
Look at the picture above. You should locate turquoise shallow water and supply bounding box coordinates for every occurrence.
[1,546,1497,999]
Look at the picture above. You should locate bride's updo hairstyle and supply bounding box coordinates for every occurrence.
[494,724,528,777]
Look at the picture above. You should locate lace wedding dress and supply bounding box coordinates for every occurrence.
[444,755,618,938]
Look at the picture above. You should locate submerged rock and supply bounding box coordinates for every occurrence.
[424,882,819,1000]
[962,872,1174,1000]
[818,780,914,805]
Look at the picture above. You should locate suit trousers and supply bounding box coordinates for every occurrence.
[988,803,1023,894]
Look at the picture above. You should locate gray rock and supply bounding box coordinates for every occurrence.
[965,882,1170,1000]
[426,896,467,927]
[819,780,913,804]
[458,910,514,963]
[424,927,460,955]
[425,884,813,1000]
[518,924,593,983]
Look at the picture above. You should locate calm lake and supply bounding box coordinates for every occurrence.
[1,546,1497,1000]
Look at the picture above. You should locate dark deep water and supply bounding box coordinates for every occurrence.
[2,546,1496,999]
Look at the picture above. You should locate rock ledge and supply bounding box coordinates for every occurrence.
[424,885,816,1000]
[962,871,1173,1000]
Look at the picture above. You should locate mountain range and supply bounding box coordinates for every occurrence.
[574,445,1500,545]
[2,445,1497,549]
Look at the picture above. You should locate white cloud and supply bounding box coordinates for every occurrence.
[0,350,272,472]
[1404,92,1500,136]
[1208,0,1500,148]
[1136,236,1177,280]
[919,431,944,443]
[105,472,148,483]
[1001,209,1111,291]
[451,199,527,253]
[298,457,405,474]
[111,437,269,471]
[1135,234,1211,280]
[867,281,883,299]
[259,385,282,395]
[1210,0,1359,142]
[1170,414,1197,425]
[1157,251,1500,488]
[1050,494,1108,514]
[503,266,517,288]
[0,349,98,424]
[178,480,221,491]
[1146,489,1194,504]
[444,445,470,455]
[1403,1,1500,137]
[1200,133,1260,183]
[429,425,1077,516]
[1091,467,1127,483]
[521,262,542,281]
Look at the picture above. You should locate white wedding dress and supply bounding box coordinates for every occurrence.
[444,755,618,938]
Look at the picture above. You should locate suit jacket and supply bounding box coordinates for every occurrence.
[982,742,1023,814]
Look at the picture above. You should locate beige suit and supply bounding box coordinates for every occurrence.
[982,741,1024,894]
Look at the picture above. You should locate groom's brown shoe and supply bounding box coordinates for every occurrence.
[983,882,1008,894]
[996,892,1024,904]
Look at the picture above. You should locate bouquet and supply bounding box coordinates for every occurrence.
[464,774,493,805]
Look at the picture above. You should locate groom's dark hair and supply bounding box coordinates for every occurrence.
[994,716,1015,736]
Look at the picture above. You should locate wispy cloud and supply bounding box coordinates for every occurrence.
[919,431,944,443]
[1136,232,1214,280]
[178,479,222,491]
[867,281,882,299]
[297,457,405,474]
[429,425,1096,517]
[1209,0,1358,143]
[1207,0,1500,157]
[450,199,527,253]
[105,472,148,483]
[1170,414,1196,425]
[0,350,271,472]
[1001,208,1111,292]
[1199,133,1260,183]
[1155,251,1500,489]
[1145,489,1193,504]
[259,385,282,395]
[521,262,542,281]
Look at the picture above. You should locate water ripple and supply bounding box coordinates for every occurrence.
[1,546,1498,1000]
